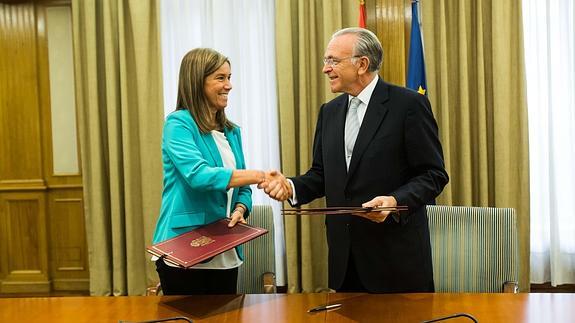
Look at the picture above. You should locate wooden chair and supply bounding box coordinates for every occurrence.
[426,205,519,293]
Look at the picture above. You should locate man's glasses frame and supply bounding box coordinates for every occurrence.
[323,55,362,67]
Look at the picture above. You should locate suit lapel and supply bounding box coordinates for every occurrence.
[346,79,390,184]
[333,97,348,172]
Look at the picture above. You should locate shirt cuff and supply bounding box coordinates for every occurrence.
[287,179,298,205]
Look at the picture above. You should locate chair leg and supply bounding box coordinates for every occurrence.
[503,281,518,293]
[146,282,162,296]
[263,272,276,293]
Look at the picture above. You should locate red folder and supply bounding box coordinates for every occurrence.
[146,219,268,268]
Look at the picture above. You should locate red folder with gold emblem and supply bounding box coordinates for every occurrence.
[146,219,268,268]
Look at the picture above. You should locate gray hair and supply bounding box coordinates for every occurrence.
[332,27,383,72]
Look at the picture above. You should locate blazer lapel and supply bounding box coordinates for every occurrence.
[200,132,223,167]
[346,79,390,183]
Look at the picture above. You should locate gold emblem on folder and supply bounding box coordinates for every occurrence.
[190,236,215,247]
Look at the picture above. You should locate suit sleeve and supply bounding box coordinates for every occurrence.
[391,94,449,211]
[163,114,233,192]
[289,105,327,206]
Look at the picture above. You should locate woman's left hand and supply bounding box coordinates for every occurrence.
[228,208,247,227]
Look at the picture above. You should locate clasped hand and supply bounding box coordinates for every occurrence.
[258,170,292,201]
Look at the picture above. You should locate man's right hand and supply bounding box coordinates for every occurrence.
[258,170,292,201]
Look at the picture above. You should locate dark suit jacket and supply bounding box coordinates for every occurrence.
[291,78,449,293]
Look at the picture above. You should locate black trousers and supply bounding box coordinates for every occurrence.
[337,253,368,293]
[155,258,238,295]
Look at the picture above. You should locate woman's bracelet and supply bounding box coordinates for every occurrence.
[234,204,247,214]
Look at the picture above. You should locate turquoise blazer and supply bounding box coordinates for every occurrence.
[152,110,252,259]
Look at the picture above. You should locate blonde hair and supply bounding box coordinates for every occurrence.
[176,48,234,133]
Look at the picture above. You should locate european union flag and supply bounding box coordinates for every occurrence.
[406,1,427,95]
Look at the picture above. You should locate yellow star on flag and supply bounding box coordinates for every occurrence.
[417,86,426,95]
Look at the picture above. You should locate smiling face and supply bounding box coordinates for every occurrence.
[322,33,363,96]
[204,62,232,112]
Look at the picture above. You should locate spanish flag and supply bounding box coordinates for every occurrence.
[359,0,366,28]
[406,0,427,95]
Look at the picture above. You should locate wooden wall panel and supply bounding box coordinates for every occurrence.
[0,192,49,293]
[0,3,44,184]
[49,188,88,290]
[38,4,82,188]
[366,0,412,86]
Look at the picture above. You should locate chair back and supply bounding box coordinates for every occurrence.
[237,205,276,293]
[426,205,519,292]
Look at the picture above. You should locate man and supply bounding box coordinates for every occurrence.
[264,28,449,293]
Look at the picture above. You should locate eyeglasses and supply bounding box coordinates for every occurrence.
[323,56,362,67]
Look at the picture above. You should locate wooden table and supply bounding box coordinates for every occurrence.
[1,293,574,322]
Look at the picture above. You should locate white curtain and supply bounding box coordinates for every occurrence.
[523,0,575,285]
[159,0,285,286]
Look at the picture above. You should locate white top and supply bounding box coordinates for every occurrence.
[153,129,243,270]
[193,130,243,269]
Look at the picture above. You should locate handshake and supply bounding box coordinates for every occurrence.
[257,170,292,202]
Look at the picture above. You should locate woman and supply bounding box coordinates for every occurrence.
[152,48,277,295]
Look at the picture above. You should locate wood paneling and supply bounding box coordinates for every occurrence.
[38,3,82,187]
[366,0,412,86]
[0,192,49,293]
[0,3,44,182]
[0,0,87,294]
[49,189,88,290]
